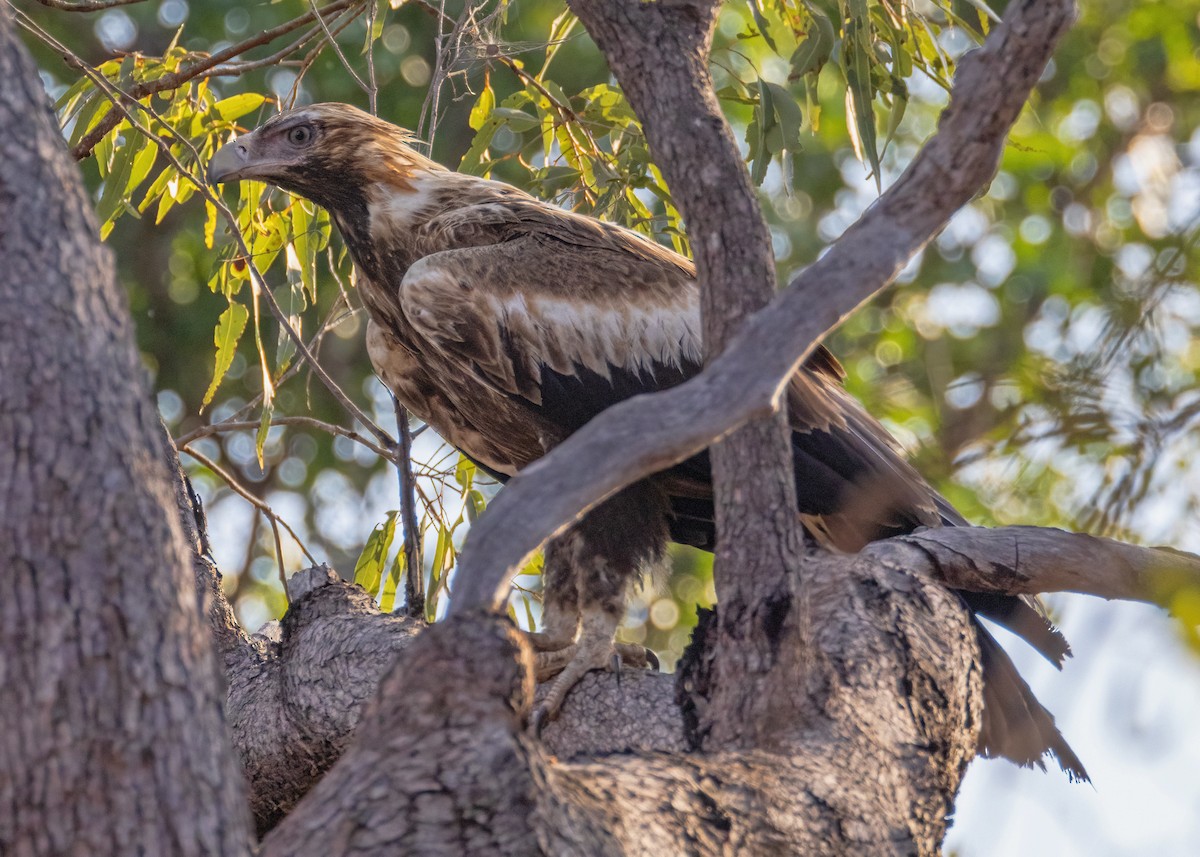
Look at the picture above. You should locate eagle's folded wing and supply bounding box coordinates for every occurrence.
[398,231,704,432]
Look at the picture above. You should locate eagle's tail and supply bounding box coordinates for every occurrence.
[663,475,1086,777]
[975,623,1088,781]
[940,498,1085,777]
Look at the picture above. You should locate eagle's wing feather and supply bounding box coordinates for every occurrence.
[399,228,703,432]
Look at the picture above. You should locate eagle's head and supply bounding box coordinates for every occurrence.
[207,102,440,213]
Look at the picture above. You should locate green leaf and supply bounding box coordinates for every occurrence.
[465,489,487,524]
[491,107,540,133]
[460,117,500,175]
[789,11,835,79]
[202,300,249,407]
[843,0,881,185]
[353,512,398,597]
[379,549,406,613]
[274,278,306,374]
[55,76,93,114]
[155,173,179,223]
[469,84,495,131]
[127,140,158,198]
[290,198,321,302]
[764,81,803,153]
[455,455,476,489]
[961,0,1001,25]
[68,95,111,151]
[426,524,453,621]
[203,200,218,249]
[751,78,774,185]
[364,0,388,51]
[213,93,267,123]
[96,134,143,238]
[749,1,777,51]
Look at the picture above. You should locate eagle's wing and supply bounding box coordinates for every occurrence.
[400,212,704,433]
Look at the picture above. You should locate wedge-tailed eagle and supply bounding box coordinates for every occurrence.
[209,103,1083,778]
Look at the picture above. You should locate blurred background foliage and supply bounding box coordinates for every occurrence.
[16,0,1200,847]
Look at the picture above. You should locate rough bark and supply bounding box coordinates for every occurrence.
[218,525,1196,841]
[261,546,982,855]
[0,9,252,855]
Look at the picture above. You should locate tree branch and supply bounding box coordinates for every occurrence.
[448,0,1079,617]
[34,0,147,10]
[256,544,983,854]
[568,0,808,750]
[210,525,1196,841]
[870,526,1200,608]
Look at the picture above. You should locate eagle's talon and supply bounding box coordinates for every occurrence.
[531,706,550,736]
[533,644,579,682]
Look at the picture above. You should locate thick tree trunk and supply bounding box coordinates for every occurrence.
[0,10,252,856]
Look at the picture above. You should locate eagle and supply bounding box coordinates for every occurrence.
[209,102,1084,778]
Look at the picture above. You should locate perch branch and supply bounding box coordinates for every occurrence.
[871,525,1200,609]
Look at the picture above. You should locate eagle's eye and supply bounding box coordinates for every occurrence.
[287,125,313,146]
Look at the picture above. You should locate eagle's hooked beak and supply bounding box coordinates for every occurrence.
[207,137,253,185]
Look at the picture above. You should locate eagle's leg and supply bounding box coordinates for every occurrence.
[531,483,667,730]
[527,534,581,664]
[529,530,657,681]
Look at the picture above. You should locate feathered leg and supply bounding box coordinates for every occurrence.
[526,531,655,681]
[527,534,580,668]
[531,482,668,730]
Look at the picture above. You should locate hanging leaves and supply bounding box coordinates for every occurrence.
[202,300,249,408]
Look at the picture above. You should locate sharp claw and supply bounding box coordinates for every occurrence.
[612,653,622,687]
[532,706,549,736]
[645,649,660,671]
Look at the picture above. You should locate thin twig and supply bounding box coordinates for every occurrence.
[365,0,380,114]
[309,0,371,97]
[182,444,318,577]
[176,416,392,460]
[393,398,424,618]
[206,22,327,78]
[285,4,366,106]
[35,0,146,10]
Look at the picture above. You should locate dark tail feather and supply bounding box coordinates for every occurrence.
[976,625,1088,782]
[964,591,1071,667]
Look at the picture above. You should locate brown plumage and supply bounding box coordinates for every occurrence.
[209,103,1084,778]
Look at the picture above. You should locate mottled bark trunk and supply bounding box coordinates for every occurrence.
[0,10,252,856]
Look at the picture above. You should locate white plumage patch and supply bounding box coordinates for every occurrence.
[367,175,437,240]
[398,249,702,404]
[500,293,702,381]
